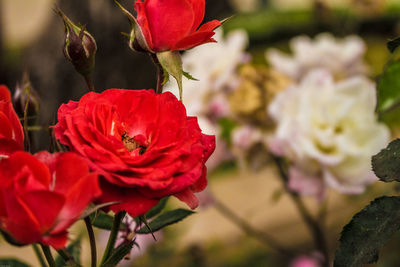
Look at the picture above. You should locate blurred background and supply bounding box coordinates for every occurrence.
[2,0,400,266]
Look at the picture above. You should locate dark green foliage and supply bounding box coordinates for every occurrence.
[372,139,400,182]
[55,238,81,266]
[101,240,135,267]
[334,196,400,267]
[0,259,30,267]
[387,37,400,53]
[377,61,400,113]
[89,211,127,231]
[136,209,195,234]
[145,197,169,219]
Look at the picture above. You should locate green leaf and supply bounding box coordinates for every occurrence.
[182,71,198,81]
[136,209,194,234]
[156,51,183,100]
[55,238,81,266]
[101,241,135,267]
[145,197,169,219]
[0,259,30,267]
[334,196,400,267]
[89,210,127,231]
[377,60,400,113]
[372,139,400,182]
[388,37,400,53]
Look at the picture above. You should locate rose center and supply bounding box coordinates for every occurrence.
[121,133,147,154]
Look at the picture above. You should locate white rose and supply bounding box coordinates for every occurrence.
[266,33,368,81]
[268,69,390,195]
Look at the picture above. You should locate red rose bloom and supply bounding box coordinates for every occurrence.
[54,89,215,217]
[134,0,221,51]
[0,85,24,157]
[0,151,100,249]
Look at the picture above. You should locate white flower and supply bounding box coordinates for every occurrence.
[268,69,390,195]
[266,33,368,81]
[165,29,248,116]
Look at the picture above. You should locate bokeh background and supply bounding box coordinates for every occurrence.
[2,0,400,266]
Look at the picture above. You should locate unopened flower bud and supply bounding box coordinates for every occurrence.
[56,7,97,76]
[13,71,40,118]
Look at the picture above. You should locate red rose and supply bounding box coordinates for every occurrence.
[134,0,221,51]
[0,85,24,157]
[0,151,100,249]
[54,89,215,217]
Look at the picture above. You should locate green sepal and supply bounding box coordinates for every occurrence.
[114,0,153,53]
[156,51,183,100]
[183,70,199,81]
[136,209,194,234]
[0,229,25,247]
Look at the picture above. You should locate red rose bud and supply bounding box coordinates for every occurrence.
[0,151,101,249]
[118,0,220,52]
[0,85,24,157]
[54,89,216,217]
[13,71,40,118]
[56,7,97,76]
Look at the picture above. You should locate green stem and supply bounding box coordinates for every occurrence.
[41,245,56,267]
[213,197,295,257]
[85,216,97,267]
[149,53,165,94]
[32,244,47,267]
[83,74,95,92]
[272,156,330,266]
[56,249,79,266]
[100,211,126,265]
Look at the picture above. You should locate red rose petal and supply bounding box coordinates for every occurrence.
[22,190,65,233]
[98,179,159,218]
[41,231,68,249]
[0,85,11,101]
[142,0,195,51]
[174,188,199,209]
[134,0,154,50]
[172,31,216,51]
[188,0,205,32]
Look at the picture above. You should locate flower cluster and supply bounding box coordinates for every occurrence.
[267,33,389,197]
[268,70,389,197]
[0,85,101,248]
[0,0,217,257]
[173,30,390,197]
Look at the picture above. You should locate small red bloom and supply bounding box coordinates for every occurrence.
[0,151,100,249]
[134,0,221,51]
[54,89,215,217]
[0,85,24,157]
